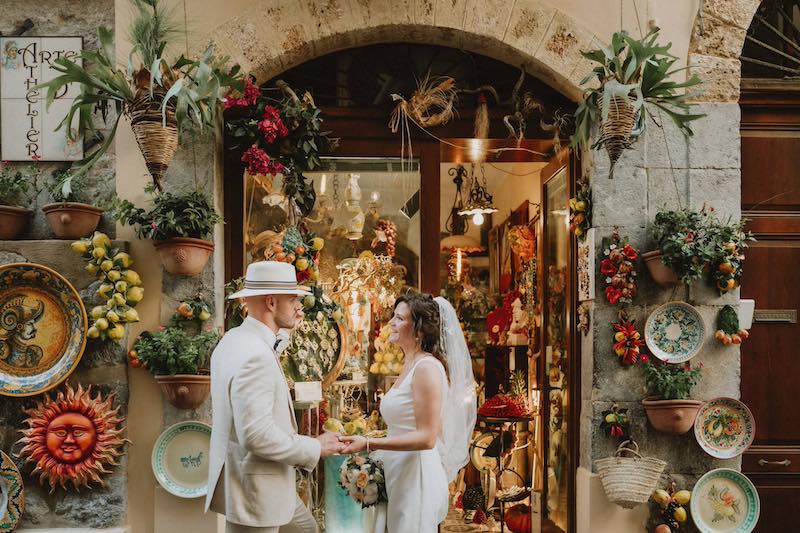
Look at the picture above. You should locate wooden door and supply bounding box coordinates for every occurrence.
[740,80,800,533]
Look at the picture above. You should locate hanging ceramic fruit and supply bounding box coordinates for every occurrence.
[652,482,691,531]
[714,304,749,346]
[504,503,532,533]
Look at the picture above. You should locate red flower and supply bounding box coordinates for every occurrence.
[640,353,650,364]
[684,232,694,242]
[622,244,638,261]
[224,77,260,109]
[258,106,289,143]
[600,258,618,276]
[241,145,284,176]
[605,286,622,304]
[263,105,281,122]
[610,425,624,438]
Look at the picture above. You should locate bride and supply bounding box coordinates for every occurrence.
[340,293,477,532]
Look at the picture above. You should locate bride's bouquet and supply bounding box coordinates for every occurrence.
[338,454,388,508]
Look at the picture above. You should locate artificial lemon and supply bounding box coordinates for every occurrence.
[71,240,89,253]
[87,326,100,339]
[126,286,144,303]
[95,318,109,330]
[106,269,121,282]
[91,306,106,320]
[108,324,125,341]
[311,237,324,251]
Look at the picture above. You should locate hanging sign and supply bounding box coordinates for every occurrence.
[0,36,83,161]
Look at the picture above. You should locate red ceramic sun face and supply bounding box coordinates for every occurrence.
[17,382,128,492]
[45,412,97,464]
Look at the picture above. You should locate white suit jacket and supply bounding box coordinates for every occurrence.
[205,316,321,527]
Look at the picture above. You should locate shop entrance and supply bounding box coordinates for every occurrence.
[223,43,579,533]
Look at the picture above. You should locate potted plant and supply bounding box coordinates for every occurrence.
[42,168,105,239]
[571,28,704,177]
[0,160,40,239]
[129,325,219,409]
[108,188,222,275]
[36,0,243,191]
[642,359,703,434]
[645,207,715,286]
[706,215,754,294]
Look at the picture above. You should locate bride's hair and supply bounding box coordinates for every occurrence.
[394,293,449,380]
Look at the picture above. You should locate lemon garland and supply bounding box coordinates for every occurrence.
[71,232,143,342]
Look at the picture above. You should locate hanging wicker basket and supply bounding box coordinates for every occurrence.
[599,96,637,178]
[130,87,178,192]
[595,439,666,509]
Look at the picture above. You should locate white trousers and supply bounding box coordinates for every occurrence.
[225,495,318,533]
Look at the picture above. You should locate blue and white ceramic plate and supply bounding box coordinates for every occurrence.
[152,421,212,498]
[0,450,24,532]
[645,301,705,363]
[691,468,760,533]
[0,263,87,397]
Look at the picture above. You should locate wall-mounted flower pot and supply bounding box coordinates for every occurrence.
[155,374,210,409]
[42,202,104,239]
[739,299,755,330]
[153,237,213,276]
[642,397,703,434]
[642,250,680,287]
[0,205,31,239]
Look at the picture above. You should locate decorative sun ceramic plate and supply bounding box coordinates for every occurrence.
[0,263,87,397]
[152,421,212,498]
[691,468,760,533]
[645,301,705,363]
[695,397,755,459]
[0,450,24,532]
[469,431,498,471]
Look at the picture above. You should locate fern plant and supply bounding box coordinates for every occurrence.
[571,28,704,174]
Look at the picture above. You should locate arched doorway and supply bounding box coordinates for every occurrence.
[223,42,581,533]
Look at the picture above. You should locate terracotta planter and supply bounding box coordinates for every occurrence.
[642,398,703,435]
[42,202,104,239]
[155,374,210,409]
[0,205,32,239]
[642,250,680,287]
[153,237,214,276]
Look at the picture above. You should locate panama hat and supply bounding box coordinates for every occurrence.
[227,261,312,299]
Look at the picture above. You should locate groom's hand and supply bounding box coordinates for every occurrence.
[317,431,345,458]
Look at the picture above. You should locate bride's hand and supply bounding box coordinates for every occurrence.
[339,435,368,454]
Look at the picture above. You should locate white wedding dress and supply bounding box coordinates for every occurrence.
[374,356,450,533]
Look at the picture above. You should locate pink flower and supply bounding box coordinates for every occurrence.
[241,145,284,176]
[257,107,289,143]
[640,353,650,364]
[151,222,158,230]
[600,258,617,276]
[224,77,260,109]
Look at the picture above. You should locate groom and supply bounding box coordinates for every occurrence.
[205,261,344,532]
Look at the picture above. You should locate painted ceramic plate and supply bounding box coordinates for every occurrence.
[645,301,705,363]
[0,451,23,532]
[691,468,760,533]
[152,421,212,498]
[0,263,87,397]
[695,398,755,459]
[469,431,498,471]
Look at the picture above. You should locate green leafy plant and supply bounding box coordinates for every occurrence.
[35,0,243,185]
[226,80,338,218]
[108,188,222,240]
[571,28,704,174]
[0,161,41,206]
[46,168,88,203]
[643,359,703,400]
[132,326,218,375]
[650,207,716,284]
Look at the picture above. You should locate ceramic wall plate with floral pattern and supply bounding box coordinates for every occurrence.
[0,263,87,397]
[645,301,705,363]
[695,397,755,459]
[691,468,760,533]
[0,450,24,532]
[151,421,212,498]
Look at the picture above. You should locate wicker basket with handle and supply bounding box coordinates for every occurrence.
[130,86,178,192]
[595,439,667,509]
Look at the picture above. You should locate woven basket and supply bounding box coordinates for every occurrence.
[599,95,637,178]
[130,87,178,191]
[595,440,666,509]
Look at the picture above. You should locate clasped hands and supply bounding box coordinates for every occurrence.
[316,432,369,457]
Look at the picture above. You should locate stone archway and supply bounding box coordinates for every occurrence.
[208,0,604,102]
[688,0,763,102]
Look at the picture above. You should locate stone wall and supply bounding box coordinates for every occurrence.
[580,100,744,510]
[0,241,128,530]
